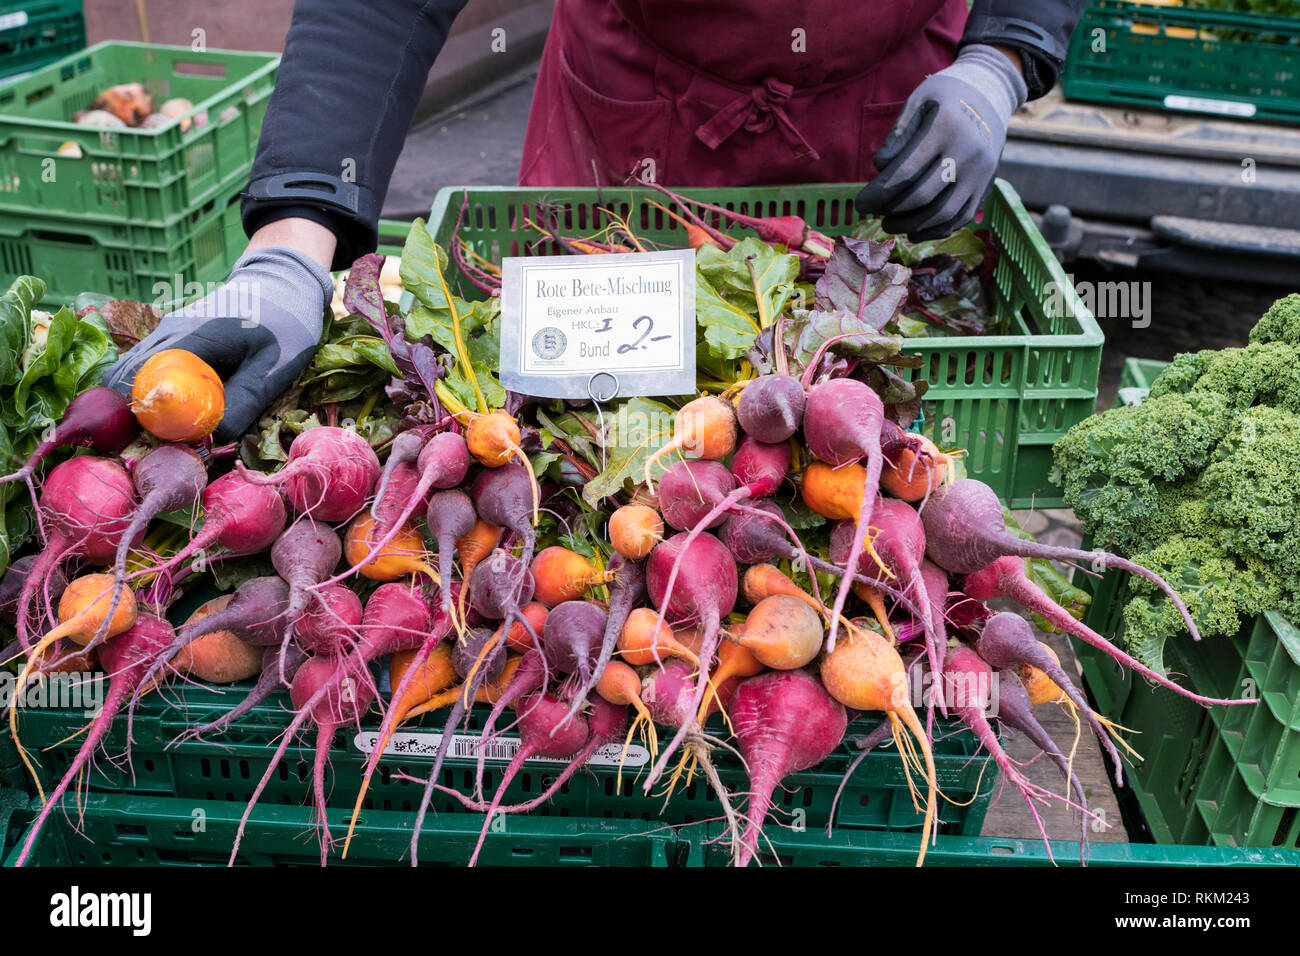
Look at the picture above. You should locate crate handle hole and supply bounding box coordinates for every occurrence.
[174,61,227,79]
[32,230,94,246]
[24,84,54,107]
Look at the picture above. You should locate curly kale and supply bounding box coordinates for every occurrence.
[1191,341,1300,414]
[1147,349,1215,399]
[1049,389,1234,552]
[1248,292,1300,346]
[1200,406,1300,578]
[1121,536,1285,671]
[1051,294,1300,670]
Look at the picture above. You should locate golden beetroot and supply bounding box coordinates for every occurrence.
[608,504,664,560]
[130,349,225,441]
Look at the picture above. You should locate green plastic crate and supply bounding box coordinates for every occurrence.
[0,788,29,860]
[1063,1,1300,124]
[6,682,994,836]
[1071,572,1221,846]
[1115,356,1168,406]
[377,218,412,258]
[4,792,679,867]
[1068,356,1300,853]
[0,0,84,83]
[681,820,1300,867]
[426,179,1102,510]
[0,41,276,225]
[14,791,1298,868]
[0,178,245,303]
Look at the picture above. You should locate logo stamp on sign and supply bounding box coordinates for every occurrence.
[531,326,568,361]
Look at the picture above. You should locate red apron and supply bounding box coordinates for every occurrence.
[519,0,967,187]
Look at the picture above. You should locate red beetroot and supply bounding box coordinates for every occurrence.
[971,609,1123,783]
[0,386,136,488]
[229,653,375,866]
[144,470,287,580]
[237,426,380,522]
[347,431,469,581]
[294,583,364,656]
[96,443,207,646]
[14,457,138,650]
[729,669,847,867]
[465,691,590,867]
[736,374,806,443]
[923,478,1209,647]
[942,644,1094,863]
[643,531,738,788]
[12,612,174,866]
[960,553,1250,708]
[803,377,887,651]
[472,463,538,569]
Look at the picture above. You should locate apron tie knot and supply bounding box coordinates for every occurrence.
[695,76,820,161]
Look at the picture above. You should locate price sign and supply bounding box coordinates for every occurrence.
[499,249,696,400]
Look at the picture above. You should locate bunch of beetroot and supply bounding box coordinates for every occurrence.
[0,301,1259,870]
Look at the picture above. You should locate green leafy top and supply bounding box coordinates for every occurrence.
[579,396,677,508]
[0,277,117,573]
[400,218,503,414]
[851,217,986,269]
[695,238,799,360]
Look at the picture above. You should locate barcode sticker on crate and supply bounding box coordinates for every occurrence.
[353,731,650,767]
[0,11,29,31]
[1163,94,1256,118]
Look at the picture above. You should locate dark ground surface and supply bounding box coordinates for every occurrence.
[386,70,1293,844]
[384,69,540,221]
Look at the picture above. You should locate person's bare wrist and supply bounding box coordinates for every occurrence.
[245,216,338,272]
[992,44,1026,79]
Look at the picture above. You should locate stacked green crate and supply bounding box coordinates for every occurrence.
[0,0,85,84]
[1071,358,1300,852]
[1063,1,1300,123]
[0,41,278,302]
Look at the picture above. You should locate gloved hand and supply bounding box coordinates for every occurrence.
[103,246,332,443]
[855,44,1027,241]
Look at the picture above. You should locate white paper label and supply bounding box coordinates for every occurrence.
[353,730,650,768]
[1117,386,1150,407]
[1162,94,1256,118]
[499,249,696,400]
[0,11,29,30]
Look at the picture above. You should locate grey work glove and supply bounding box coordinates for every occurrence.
[855,44,1028,241]
[103,246,332,443]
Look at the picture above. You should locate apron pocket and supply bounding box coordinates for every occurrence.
[859,99,906,180]
[548,49,675,187]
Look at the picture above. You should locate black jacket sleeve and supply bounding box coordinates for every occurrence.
[241,0,470,270]
[962,0,1089,99]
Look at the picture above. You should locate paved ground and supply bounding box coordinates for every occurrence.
[384,68,540,220]
[386,70,1292,846]
[985,510,1130,844]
